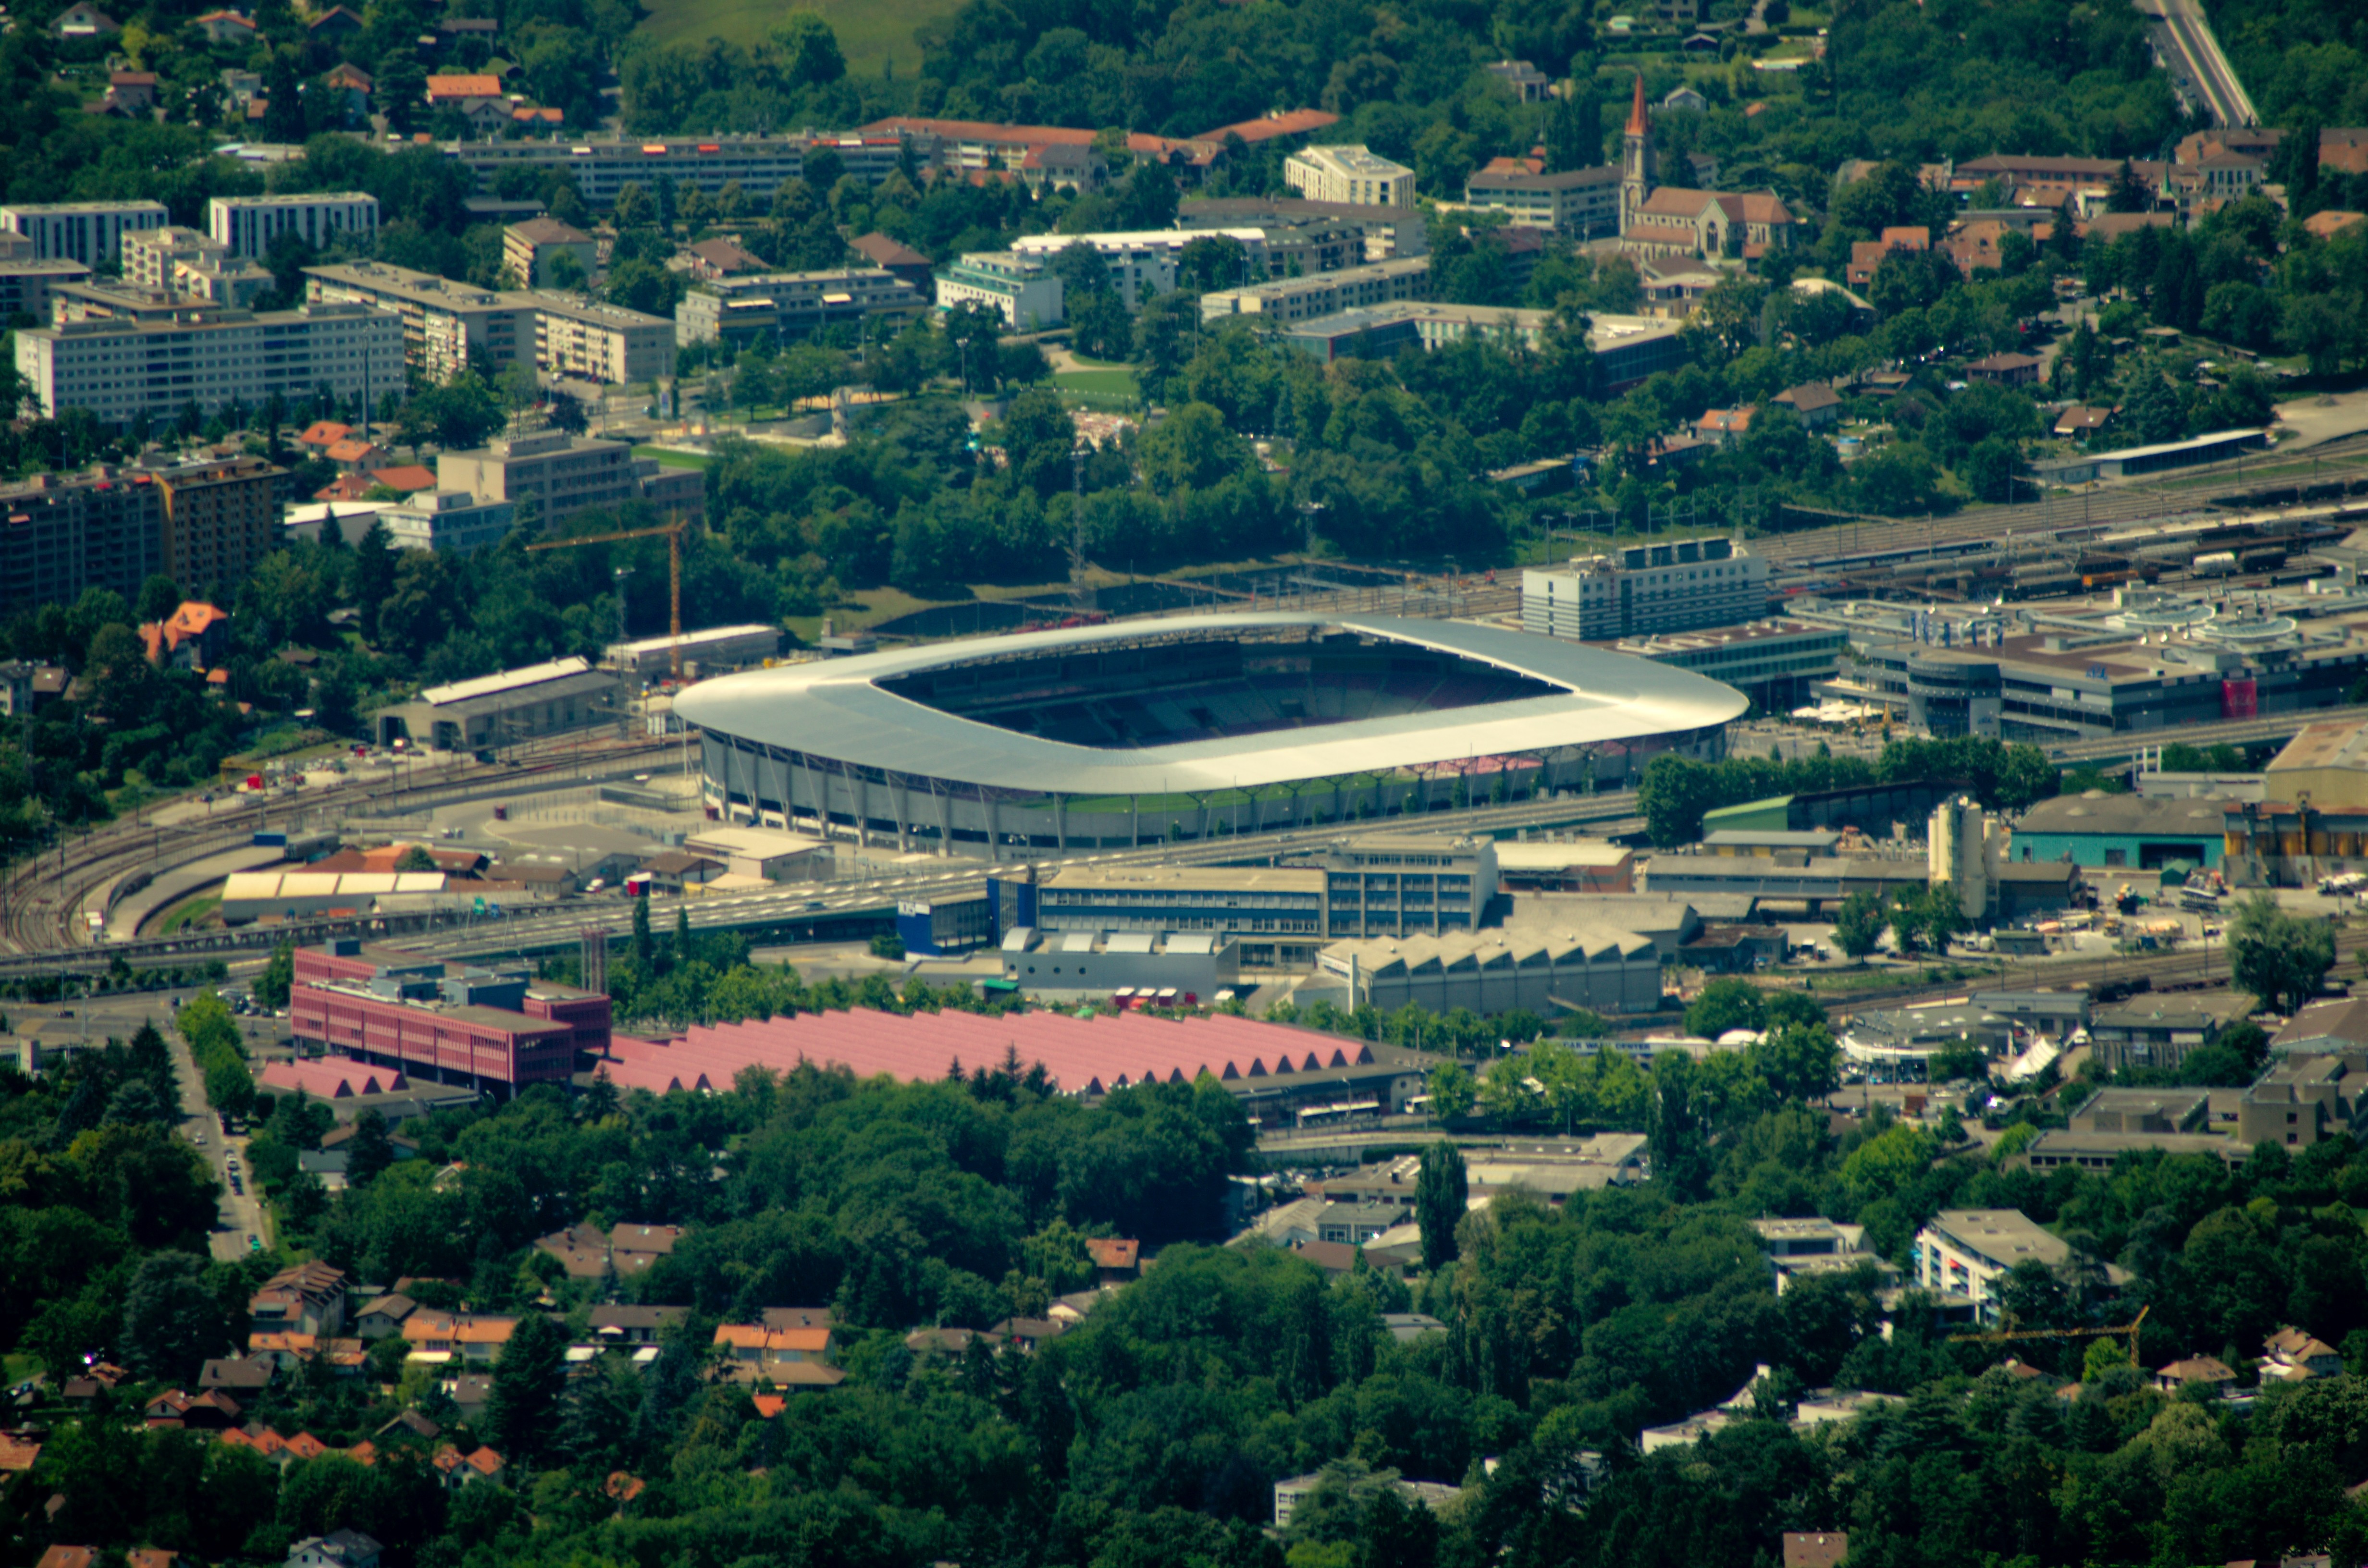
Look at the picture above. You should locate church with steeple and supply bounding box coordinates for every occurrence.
[1616,73,1799,263]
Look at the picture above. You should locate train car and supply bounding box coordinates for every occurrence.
[2193,551,2237,576]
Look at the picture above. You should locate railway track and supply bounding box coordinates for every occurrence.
[0,733,688,962]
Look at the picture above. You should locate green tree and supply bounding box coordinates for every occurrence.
[2227,891,2334,1012]
[1414,1141,1467,1271]
[120,1250,229,1382]
[1425,1060,1477,1121]
[252,942,296,1010]
[1831,889,1885,958]
[485,1308,567,1459]
[1684,979,1765,1039]
[393,845,437,872]
[1752,1021,1839,1102]
[345,1107,395,1189]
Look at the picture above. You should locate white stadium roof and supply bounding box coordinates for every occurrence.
[673,613,1745,796]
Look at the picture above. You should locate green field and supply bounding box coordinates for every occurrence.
[633,445,712,469]
[634,0,955,79]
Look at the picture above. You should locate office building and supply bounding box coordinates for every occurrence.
[289,939,612,1092]
[606,623,782,680]
[435,429,702,529]
[120,226,272,308]
[676,267,926,347]
[206,192,379,258]
[1178,196,1431,267]
[0,200,169,264]
[1200,257,1429,324]
[304,260,533,379]
[444,133,907,208]
[159,456,282,591]
[1589,620,1843,710]
[502,218,595,288]
[0,257,91,321]
[1522,540,1770,640]
[14,301,402,423]
[1284,145,1415,209]
[0,464,164,613]
[380,489,517,555]
[530,294,672,384]
[1462,166,1622,238]
[1295,832,1498,938]
[935,251,1062,328]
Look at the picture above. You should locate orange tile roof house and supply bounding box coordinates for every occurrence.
[1694,407,1755,444]
[139,600,231,670]
[401,1311,520,1363]
[1195,108,1340,145]
[425,74,503,103]
[1085,1236,1140,1278]
[295,419,351,453]
[1783,1534,1849,1568]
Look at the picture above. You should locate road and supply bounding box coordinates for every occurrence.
[2142,0,2258,126]
[155,997,274,1262]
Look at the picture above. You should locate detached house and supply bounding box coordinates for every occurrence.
[249,1260,349,1337]
[2262,1325,2344,1381]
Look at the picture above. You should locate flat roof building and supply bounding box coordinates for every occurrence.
[1200,256,1430,324]
[530,293,672,385]
[1462,166,1622,238]
[13,301,402,424]
[0,257,92,322]
[1524,539,1770,642]
[120,226,271,308]
[0,463,164,613]
[159,456,283,593]
[444,133,908,207]
[935,251,1062,329]
[1285,145,1416,209]
[1913,1209,2124,1323]
[435,429,697,530]
[304,260,533,380]
[207,192,379,258]
[379,489,517,556]
[290,940,610,1092]
[0,200,168,264]
[502,218,595,289]
[606,623,780,680]
[676,267,925,348]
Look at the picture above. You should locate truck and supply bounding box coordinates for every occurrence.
[2194,551,2237,577]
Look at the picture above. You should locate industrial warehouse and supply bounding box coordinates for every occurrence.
[670,613,1746,857]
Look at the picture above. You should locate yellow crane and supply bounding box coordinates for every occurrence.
[527,517,687,681]
[1949,1302,2149,1361]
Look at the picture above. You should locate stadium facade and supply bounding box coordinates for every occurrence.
[673,614,1745,857]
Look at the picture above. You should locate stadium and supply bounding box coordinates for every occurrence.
[673,613,1746,856]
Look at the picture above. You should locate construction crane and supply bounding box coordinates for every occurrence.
[527,517,687,680]
[1949,1303,2149,1361]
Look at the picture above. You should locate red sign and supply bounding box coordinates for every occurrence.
[2220,679,2257,719]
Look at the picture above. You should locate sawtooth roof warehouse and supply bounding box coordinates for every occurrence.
[671,613,1745,857]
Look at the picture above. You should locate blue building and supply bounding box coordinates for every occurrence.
[2011,792,2229,871]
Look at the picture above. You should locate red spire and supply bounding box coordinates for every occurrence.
[1626,72,1648,136]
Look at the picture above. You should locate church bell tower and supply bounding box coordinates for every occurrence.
[1620,73,1652,234]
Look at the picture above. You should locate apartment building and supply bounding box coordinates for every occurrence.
[0,200,169,264]
[14,301,403,423]
[380,489,518,555]
[501,218,595,288]
[1462,166,1622,238]
[120,226,272,308]
[0,464,165,613]
[675,267,925,348]
[304,260,533,378]
[1178,196,1432,267]
[1200,256,1430,323]
[444,133,906,208]
[530,293,672,384]
[1522,540,1769,641]
[935,252,1063,328]
[159,456,282,590]
[1913,1208,2123,1324]
[206,192,380,258]
[1283,145,1416,210]
[0,257,91,321]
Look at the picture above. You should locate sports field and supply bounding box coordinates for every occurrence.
[634,0,958,80]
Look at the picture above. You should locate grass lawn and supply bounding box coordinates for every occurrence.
[158,893,222,936]
[634,0,956,78]
[4,1353,37,1386]
[1054,368,1143,399]
[633,446,711,469]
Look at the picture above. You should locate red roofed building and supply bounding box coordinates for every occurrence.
[138,600,230,670]
[367,464,437,494]
[1085,1236,1140,1280]
[1618,72,1793,258]
[1195,108,1340,145]
[296,419,351,454]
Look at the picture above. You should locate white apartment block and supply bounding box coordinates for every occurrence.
[14,301,403,423]
[530,294,672,385]
[936,252,1063,329]
[1200,256,1430,323]
[0,258,92,322]
[1283,146,1415,210]
[1461,167,1623,238]
[382,489,517,555]
[446,133,906,208]
[0,201,170,265]
[1912,1209,2124,1325]
[1007,228,1273,308]
[304,260,533,379]
[207,193,380,259]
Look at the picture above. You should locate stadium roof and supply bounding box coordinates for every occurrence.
[601,1008,1387,1097]
[673,613,1745,796]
